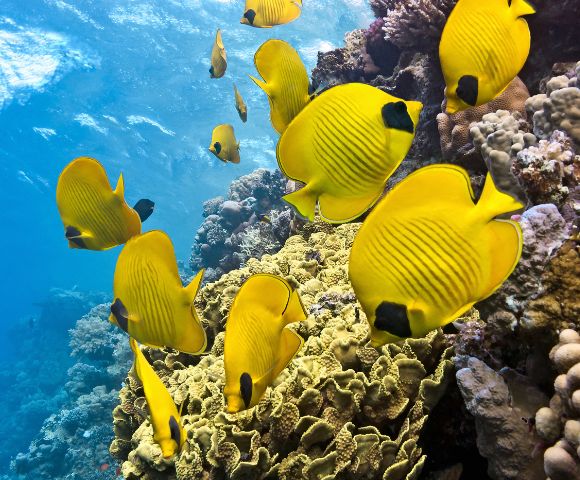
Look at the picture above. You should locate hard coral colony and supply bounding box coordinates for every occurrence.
[35,0,579,479]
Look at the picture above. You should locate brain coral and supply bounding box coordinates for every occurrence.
[110,223,453,479]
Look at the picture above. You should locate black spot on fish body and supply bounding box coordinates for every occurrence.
[240,372,252,409]
[169,416,181,449]
[213,142,222,155]
[111,298,129,333]
[381,102,414,133]
[244,9,256,25]
[65,226,86,248]
[374,301,412,338]
[133,199,155,222]
[209,66,214,76]
[456,75,478,107]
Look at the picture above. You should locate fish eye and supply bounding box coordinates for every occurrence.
[213,142,222,154]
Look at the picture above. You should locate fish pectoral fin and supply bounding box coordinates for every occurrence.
[271,328,304,380]
[282,289,307,325]
[318,187,383,224]
[283,186,317,222]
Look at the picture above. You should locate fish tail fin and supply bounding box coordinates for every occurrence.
[476,172,525,221]
[282,289,307,325]
[510,0,536,17]
[283,186,317,221]
[114,173,125,199]
[249,75,270,97]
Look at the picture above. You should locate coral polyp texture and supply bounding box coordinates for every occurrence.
[111,223,454,479]
[535,330,580,480]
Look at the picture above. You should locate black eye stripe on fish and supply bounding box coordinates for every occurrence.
[65,226,87,248]
[169,415,181,447]
[214,142,222,154]
[240,372,252,409]
[456,75,478,107]
[111,298,129,333]
[381,102,414,133]
[244,9,256,25]
[374,301,412,338]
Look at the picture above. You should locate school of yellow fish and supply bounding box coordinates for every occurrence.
[54,0,535,457]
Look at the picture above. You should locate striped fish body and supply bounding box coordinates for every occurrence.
[56,157,141,250]
[223,274,306,413]
[129,338,184,458]
[210,29,227,78]
[440,0,535,113]
[111,231,207,355]
[209,124,240,163]
[277,83,422,223]
[349,165,524,347]
[250,39,310,134]
[241,0,302,28]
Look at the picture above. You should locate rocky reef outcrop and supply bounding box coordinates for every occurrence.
[111,223,454,479]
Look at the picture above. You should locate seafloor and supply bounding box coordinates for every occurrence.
[7,1,580,479]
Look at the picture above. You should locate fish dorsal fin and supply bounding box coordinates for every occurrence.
[509,0,536,18]
[114,173,125,199]
[282,289,307,325]
[376,164,476,214]
[270,328,304,380]
[236,274,293,318]
[60,157,112,192]
[475,172,525,222]
[185,269,204,303]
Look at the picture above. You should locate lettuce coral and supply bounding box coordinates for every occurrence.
[110,223,453,479]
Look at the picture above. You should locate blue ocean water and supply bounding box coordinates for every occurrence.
[0,0,372,475]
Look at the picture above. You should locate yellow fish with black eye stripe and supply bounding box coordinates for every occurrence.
[129,338,185,458]
[349,164,524,347]
[233,83,248,122]
[241,0,302,28]
[210,29,227,78]
[277,83,422,223]
[223,274,306,413]
[440,0,535,114]
[209,124,240,164]
[56,157,154,250]
[110,230,207,355]
[250,39,311,134]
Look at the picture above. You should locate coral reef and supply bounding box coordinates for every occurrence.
[535,329,580,480]
[111,223,454,479]
[189,169,293,283]
[12,304,131,480]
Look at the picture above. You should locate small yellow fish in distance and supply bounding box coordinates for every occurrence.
[110,230,207,355]
[129,338,185,458]
[233,83,248,122]
[241,0,302,28]
[224,274,306,413]
[250,39,311,134]
[56,157,154,250]
[209,124,240,164]
[210,29,227,78]
[277,83,423,223]
[349,164,524,347]
[439,0,535,114]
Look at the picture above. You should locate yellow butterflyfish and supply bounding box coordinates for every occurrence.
[250,39,311,134]
[233,84,248,122]
[56,157,154,250]
[223,274,306,413]
[240,0,302,28]
[277,83,423,223]
[210,29,227,78]
[349,164,524,347]
[110,230,207,355]
[129,338,185,458]
[440,0,535,114]
[209,124,240,164]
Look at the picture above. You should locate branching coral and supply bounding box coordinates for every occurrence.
[111,223,454,479]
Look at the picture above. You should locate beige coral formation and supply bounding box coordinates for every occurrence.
[535,329,580,480]
[110,223,454,479]
[437,77,530,161]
